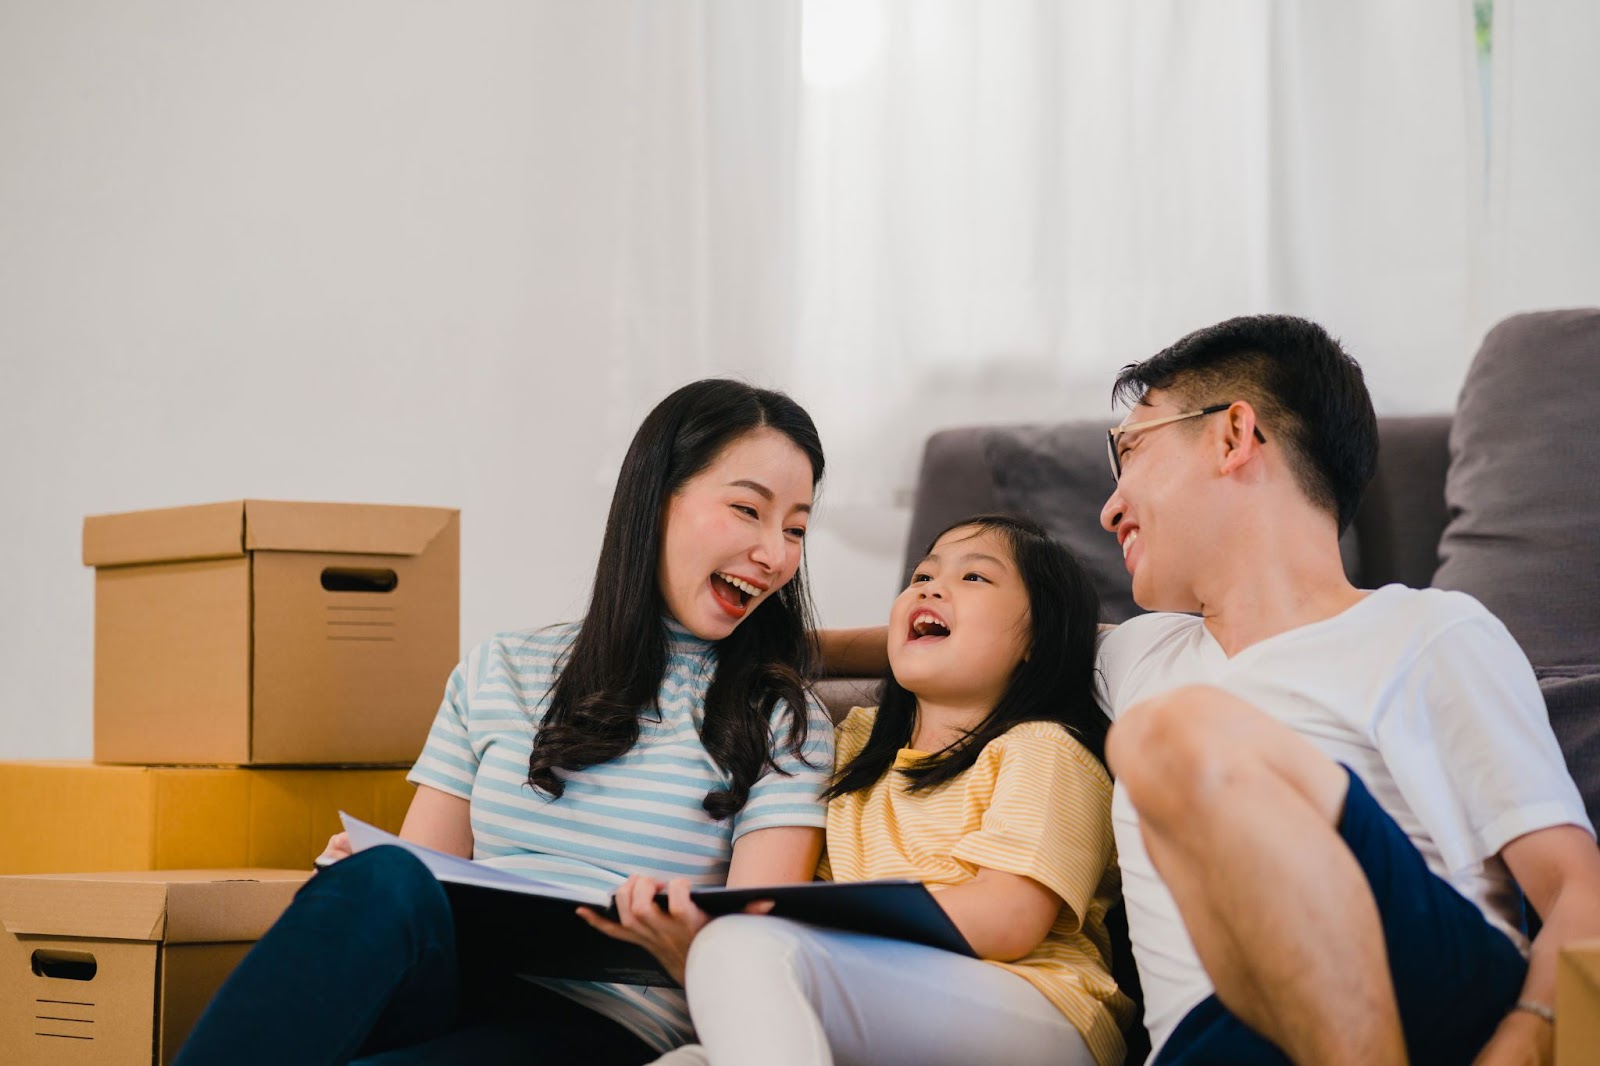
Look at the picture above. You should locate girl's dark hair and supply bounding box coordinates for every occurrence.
[528,379,825,820]
[826,513,1105,799]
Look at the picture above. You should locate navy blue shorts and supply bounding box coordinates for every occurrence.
[1152,768,1527,1066]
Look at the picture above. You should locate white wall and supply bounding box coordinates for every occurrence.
[0,1,903,760]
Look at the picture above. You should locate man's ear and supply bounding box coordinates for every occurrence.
[1217,401,1264,475]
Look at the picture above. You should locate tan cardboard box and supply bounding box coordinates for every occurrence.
[83,499,459,765]
[1558,938,1600,1064]
[0,869,309,1065]
[0,761,414,875]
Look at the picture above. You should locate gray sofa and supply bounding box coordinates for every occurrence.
[816,307,1600,832]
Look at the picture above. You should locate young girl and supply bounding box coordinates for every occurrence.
[174,379,836,1066]
[658,513,1132,1066]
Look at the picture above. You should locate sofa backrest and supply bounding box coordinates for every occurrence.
[901,416,1452,622]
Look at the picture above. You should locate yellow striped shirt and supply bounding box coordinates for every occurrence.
[823,707,1133,1066]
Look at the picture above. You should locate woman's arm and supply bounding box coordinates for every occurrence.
[930,866,1063,962]
[726,825,825,887]
[397,784,475,857]
[316,784,472,866]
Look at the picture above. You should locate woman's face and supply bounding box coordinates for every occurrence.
[887,524,1032,708]
[658,427,815,641]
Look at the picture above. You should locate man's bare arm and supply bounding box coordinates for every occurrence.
[815,626,890,677]
[1475,824,1600,1064]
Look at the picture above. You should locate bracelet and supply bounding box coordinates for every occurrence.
[1512,999,1555,1025]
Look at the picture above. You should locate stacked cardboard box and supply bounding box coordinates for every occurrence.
[0,870,310,1065]
[84,499,460,766]
[1558,939,1600,1064]
[0,500,462,1063]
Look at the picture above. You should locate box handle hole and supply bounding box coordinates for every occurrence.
[31,950,98,981]
[320,567,399,593]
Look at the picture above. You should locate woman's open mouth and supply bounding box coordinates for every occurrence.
[710,572,764,618]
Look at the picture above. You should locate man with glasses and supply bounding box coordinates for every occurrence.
[821,314,1597,1065]
[1094,314,1596,1065]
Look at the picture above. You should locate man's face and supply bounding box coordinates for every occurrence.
[1099,389,1215,612]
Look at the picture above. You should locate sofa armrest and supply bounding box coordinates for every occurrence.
[812,677,882,725]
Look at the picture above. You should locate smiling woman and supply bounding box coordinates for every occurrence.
[173,379,836,1066]
[657,429,816,640]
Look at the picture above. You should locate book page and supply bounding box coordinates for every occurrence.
[338,811,611,907]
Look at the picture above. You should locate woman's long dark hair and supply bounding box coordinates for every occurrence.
[826,513,1106,799]
[528,379,825,820]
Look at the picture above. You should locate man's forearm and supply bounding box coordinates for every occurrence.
[814,626,890,677]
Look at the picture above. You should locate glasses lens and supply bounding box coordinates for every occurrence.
[1106,430,1119,480]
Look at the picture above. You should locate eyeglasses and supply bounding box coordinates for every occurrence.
[1106,403,1267,481]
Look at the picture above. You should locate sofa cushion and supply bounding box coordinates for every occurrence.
[1541,671,1600,832]
[900,428,1002,583]
[1353,417,1453,589]
[1433,309,1600,674]
[985,423,1143,622]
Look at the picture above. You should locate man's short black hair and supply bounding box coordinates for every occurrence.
[1113,314,1378,533]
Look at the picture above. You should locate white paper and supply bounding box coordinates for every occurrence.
[338,811,611,907]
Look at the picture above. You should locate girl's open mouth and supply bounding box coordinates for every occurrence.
[907,610,951,642]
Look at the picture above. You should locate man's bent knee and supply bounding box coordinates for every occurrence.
[1111,686,1273,827]
[1112,686,1349,828]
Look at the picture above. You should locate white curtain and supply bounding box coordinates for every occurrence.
[1481,0,1600,323]
[606,0,1597,508]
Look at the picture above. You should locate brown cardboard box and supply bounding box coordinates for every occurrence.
[0,761,414,875]
[84,499,459,765]
[1558,938,1600,1064]
[0,869,309,1065]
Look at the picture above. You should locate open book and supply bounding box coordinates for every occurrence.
[340,813,975,988]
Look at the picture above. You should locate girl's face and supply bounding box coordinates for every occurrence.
[887,524,1032,708]
[658,427,814,641]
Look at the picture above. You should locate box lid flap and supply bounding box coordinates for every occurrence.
[243,500,458,557]
[0,870,310,943]
[83,501,246,567]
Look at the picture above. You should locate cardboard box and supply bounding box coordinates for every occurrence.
[84,499,459,765]
[0,761,414,875]
[1558,938,1600,1064]
[0,869,310,1064]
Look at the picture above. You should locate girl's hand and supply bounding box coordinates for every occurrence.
[577,875,710,986]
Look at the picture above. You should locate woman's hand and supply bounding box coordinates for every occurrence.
[577,875,710,986]
[314,831,353,869]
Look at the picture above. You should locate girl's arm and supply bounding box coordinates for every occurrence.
[931,866,1064,962]
[581,826,824,984]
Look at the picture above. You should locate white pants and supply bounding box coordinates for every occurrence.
[652,915,1096,1066]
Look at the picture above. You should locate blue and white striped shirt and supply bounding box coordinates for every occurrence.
[408,618,834,1051]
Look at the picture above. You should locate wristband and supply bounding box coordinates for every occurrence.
[1512,999,1555,1025]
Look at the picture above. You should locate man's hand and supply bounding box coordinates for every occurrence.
[1472,1006,1551,1066]
[577,875,710,986]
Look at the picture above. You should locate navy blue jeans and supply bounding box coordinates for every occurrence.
[173,846,655,1066]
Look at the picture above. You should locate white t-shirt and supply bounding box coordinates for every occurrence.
[1096,584,1592,1061]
